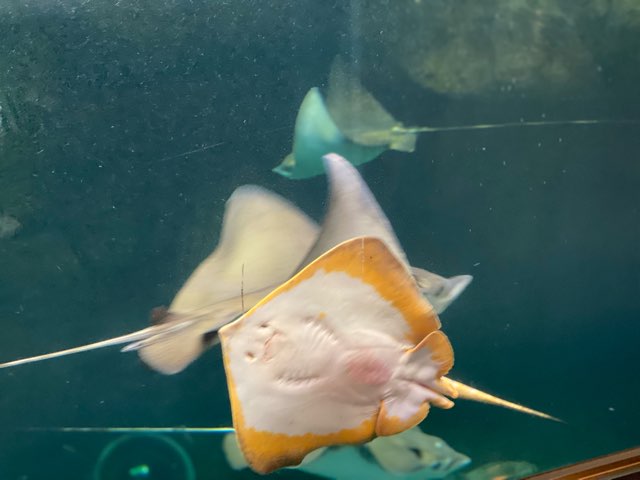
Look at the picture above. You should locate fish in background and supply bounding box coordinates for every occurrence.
[274,56,417,179]
[0,153,471,374]
[217,236,457,473]
[273,56,634,179]
[222,426,471,480]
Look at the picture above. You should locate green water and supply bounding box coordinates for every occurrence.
[0,1,638,479]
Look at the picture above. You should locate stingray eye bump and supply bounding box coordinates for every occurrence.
[245,351,256,362]
[259,322,269,329]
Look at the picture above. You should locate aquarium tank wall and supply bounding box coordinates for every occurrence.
[0,1,638,479]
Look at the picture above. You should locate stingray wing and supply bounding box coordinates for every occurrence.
[326,56,416,153]
[170,185,319,312]
[274,88,387,179]
[219,236,444,473]
[301,152,408,268]
[326,56,398,145]
[139,186,319,374]
[302,153,473,314]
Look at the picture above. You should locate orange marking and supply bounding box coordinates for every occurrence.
[226,237,441,344]
[222,344,378,473]
[376,401,429,437]
[409,331,455,377]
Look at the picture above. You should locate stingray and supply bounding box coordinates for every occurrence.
[223,425,471,480]
[273,56,634,179]
[0,185,319,374]
[218,235,458,473]
[0,154,469,373]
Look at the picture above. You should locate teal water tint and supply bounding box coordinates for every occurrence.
[0,1,639,479]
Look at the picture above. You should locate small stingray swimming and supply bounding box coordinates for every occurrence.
[273,56,639,179]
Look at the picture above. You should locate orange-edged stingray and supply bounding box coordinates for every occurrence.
[219,236,457,473]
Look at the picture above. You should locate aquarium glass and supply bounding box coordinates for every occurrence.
[0,1,638,479]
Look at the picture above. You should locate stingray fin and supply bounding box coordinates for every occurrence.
[137,185,318,374]
[222,433,249,470]
[229,415,376,474]
[412,268,473,313]
[272,153,296,178]
[136,325,207,375]
[377,400,429,437]
[327,56,399,145]
[292,236,440,344]
[376,331,455,436]
[170,185,318,312]
[389,129,417,152]
[442,378,563,422]
[301,152,409,268]
[131,298,249,374]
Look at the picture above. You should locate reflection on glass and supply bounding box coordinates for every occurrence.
[93,435,195,480]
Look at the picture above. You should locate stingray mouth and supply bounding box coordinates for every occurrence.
[247,320,283,363]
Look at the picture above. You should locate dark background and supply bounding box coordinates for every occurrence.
[0,1,638,478]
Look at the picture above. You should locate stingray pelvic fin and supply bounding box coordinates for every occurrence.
[442,377,563,422]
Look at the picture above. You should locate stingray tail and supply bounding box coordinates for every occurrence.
[442,377,563,422]
[389,127,417,152]
[397,118,640,135]
[0,326,160,369]
[0,318,198,371]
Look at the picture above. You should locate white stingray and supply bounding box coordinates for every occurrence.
[0,186,318,374]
